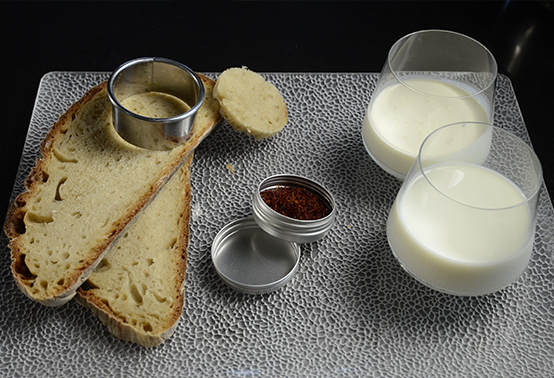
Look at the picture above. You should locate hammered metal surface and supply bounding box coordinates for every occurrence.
[1,72,553,377]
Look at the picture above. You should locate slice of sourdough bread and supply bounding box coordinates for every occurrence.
[76,153,194,348]
[4,74,220,306]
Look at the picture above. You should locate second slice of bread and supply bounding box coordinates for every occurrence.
[4,74,221,306]
[76,153,194,348]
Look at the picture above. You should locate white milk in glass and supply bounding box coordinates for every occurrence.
[362,78,490,178]
[387,162,535,296]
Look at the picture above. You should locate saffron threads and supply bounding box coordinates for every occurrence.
[260,186,330,220]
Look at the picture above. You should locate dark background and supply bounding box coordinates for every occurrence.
[1,0,553,221]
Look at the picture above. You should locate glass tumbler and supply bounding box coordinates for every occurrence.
[362,30,497,180]
[387,122,542,296]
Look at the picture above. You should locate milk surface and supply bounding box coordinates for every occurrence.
[387,162,535,295]
[362,78,489,178]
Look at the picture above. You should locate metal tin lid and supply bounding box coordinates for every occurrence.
[252,174,336,243]
[211,217,300,294]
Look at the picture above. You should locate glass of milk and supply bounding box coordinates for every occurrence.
[362,30,497,180]
[387,122,543,296]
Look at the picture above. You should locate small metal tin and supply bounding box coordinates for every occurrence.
[211,217,300,294]
[252,174,336,243]
[107,57,205,150]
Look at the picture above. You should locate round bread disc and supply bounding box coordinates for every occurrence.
[213,67,288,139]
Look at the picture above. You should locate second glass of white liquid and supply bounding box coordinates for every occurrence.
[387,122,543,296]
[362,30,498,180]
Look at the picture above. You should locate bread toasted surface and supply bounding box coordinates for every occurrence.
[214,67,288,139]
[76,154,193,348]
[4,74,220,306]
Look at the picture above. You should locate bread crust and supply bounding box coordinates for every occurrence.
[3,74,220,307]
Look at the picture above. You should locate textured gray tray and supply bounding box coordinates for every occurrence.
[1,72,553,377]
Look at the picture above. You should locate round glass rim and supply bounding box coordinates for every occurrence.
[387,29,498,100]
[107,57,205,124]
[415,121,543,211]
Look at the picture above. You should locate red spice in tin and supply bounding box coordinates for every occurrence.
[260,186,330,220]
